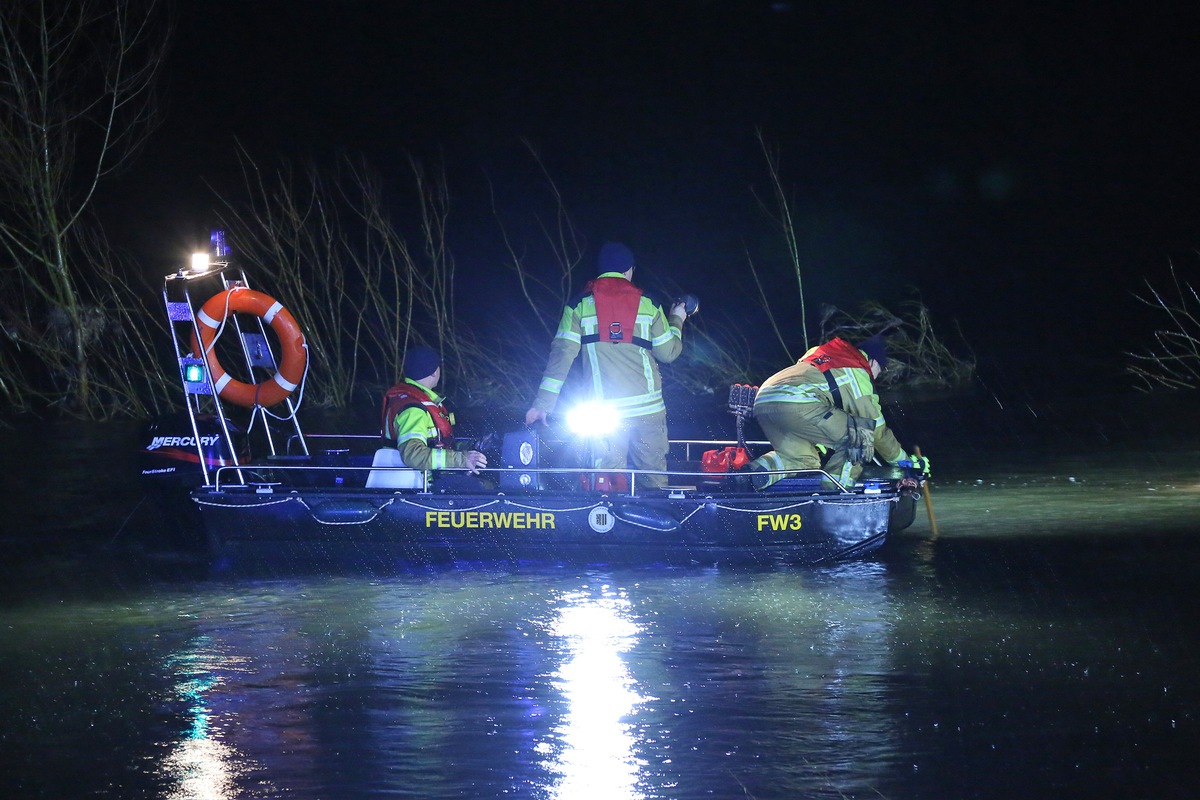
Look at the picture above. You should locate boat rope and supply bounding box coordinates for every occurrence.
[398,498,507,512]
[816,496,899,507]
[705,495,895,514]
[675,505,707,525]
[293,495,398,525]
[193,495,298,509]
[494,499,601,514]
[707,498,819,513]
[609,502,707,532]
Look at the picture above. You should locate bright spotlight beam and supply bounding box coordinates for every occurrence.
[565,402,620,437]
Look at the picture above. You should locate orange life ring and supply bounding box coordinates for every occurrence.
[191,287,307,408]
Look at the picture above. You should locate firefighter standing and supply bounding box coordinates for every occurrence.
[525,242,689,490]
[381,345,487,475]
[747,336,929,489]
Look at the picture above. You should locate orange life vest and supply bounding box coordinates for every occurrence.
[803,337,872,373]
[802,338,872,411]
[580,276,651,348]
[380,381,455,446]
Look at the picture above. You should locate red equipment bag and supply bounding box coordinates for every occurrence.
[580,472,630,492]
[701,446,751,473]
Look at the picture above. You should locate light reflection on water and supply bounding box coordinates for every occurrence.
[539,585,646,799]
[0,568,910,798]
[160,639,251,800]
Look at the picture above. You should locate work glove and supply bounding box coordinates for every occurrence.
[898,455,932,477]
[845,416,875,464]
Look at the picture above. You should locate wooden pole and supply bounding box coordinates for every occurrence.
[914,446,939,537]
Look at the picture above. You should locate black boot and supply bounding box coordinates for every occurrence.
[729,472,754,492]
[749,469,772,492]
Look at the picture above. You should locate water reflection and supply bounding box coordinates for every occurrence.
[160,637,243,798]
[4,532,1198,798]
[647,564,901,796]
[538,584,647,799]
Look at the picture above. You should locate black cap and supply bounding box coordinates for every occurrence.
[403,346,440,381]
[857,335,888,369]
[598,241,635,273]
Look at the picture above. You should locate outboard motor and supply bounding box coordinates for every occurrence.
[139,412,243,488]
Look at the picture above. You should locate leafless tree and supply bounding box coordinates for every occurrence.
[750,128,810,359]
[490,138,588,337]
[0,0,169,415]
[819,298,976,389]
[1127,260,1200,391]
[215,149,536,411]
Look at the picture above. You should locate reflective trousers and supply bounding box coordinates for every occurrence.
[594,410,669,489]
[748,400,860,487]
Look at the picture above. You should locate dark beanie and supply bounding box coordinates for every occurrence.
[598,241,635,273]
[857,335,889,369]
[403,346,441,381]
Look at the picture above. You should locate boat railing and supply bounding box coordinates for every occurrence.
[672,438,772,461]
[209,463,855,495]
[285,435,774,467]
[214,433,859,495]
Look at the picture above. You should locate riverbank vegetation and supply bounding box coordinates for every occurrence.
[0,0,173,418]
[1127,261,1200,390]
[1,1,974,424]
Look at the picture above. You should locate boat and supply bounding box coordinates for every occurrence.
[143,251,921,567]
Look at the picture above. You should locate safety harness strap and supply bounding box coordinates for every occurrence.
[823,370,844,411]
[580,333,653,349]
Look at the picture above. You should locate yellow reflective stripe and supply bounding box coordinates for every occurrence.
[755,384,824,404]
[763,451,786,471]
[395,431,427,446]
[608,393,666,416]
[650,326,679,347]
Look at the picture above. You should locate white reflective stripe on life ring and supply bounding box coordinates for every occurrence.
[272,372,299,392]
[262,301,284,324]
[213,372,234,394]
[197,308,221,329]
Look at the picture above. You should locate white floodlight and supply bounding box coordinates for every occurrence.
[566,401,620,438]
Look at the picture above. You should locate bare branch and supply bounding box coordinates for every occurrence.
[1126,259,1200,391]
[0,0,170,415]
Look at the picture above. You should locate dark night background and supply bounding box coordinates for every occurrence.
[101,1,1200,394]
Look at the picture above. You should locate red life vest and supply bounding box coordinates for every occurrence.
[581,276,651,348]
[803,337,872,373]
[380,381,455,446]
[802,338,872,411]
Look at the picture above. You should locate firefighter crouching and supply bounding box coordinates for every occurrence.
[746,335,930,489]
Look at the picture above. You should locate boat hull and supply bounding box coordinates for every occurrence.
[193,485,914,567]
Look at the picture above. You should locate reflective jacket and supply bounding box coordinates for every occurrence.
[380,378,464,471]
[530,272,684,418]
[753,338,908,464]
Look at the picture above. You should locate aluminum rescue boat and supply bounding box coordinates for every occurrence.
[146,252,920,567]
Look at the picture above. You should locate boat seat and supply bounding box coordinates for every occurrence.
[365,448,422,489]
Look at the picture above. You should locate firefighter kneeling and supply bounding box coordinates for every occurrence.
[744,335,930,489]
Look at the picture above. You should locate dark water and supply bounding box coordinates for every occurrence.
[2,391,1199,799]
